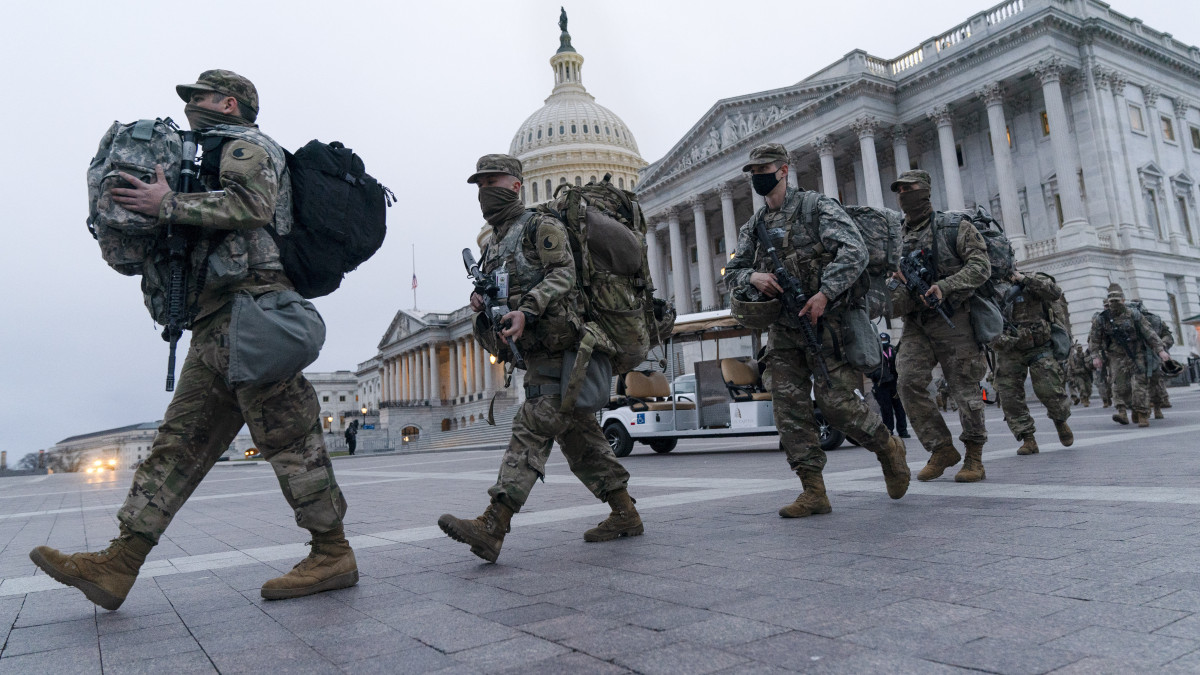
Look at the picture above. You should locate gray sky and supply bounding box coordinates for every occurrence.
[1,0,1196,458]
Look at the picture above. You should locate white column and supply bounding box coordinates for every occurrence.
[381,360,390,402]
[429,344,442,404]
[645,222,664,299]
[1093,68,1138,235]
[450,341,461,400]
[423,347,432,401]
[1033,57,1097,247]
[459,340,470,397]
[1174,98,1197,246]
[389,359,398,403]
[399,353,407,402]
[482,344,495,391]
[691,196,717,310]
[979,83,1027,257]
[815,135,839,198]
[852,115,885,208]
[415,350,424,402]
[408,352,416,401]
[667,207,690,313]
[719,183,738,263]
[471,340,483,393]
[891,125,911,177]
[927,104,965,211]
[1109,73,1145,237]
[786,157,799,188]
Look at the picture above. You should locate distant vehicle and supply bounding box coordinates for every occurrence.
[601,310,845,458]
[84,458,118,474]
[244,448,261,459]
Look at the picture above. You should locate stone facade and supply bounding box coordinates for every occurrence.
[636,0,1200,355]
[308,370,361,435]
[51,422,159,471]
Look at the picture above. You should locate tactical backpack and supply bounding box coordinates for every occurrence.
[841,205,903,319]
[1041,272,1072,361]
[937,206,1016,301]
[539,175,670,381]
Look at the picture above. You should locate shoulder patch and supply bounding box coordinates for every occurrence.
[224,140,265,163]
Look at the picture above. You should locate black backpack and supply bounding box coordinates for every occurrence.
[278,140,394,298]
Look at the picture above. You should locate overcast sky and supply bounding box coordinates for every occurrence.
[1,0,1196,458]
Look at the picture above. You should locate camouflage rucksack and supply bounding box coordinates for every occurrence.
[539,176,670,376]
[86,118,184,277]
[937,206,1016,301]
[1037,272,1072,361]
[841,205,903,319]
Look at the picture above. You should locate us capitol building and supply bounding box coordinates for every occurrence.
[637,0,1200,354]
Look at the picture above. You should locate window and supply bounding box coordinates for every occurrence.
[1129,104,1145,132]
[618,177,624,189]
[1180,197,1194,245]
[559,125,565,135]
[955,143,964,167]
[1192,125,1200,150]
[1040,111,1050,137]
[605,126,610,135]
[909,159,919,171]
[532,182,538,201]
[690,246,698,264]
[571,124,577,134]
[583,124,589,133]
[589,175,596,183]
[339,395,346,402]
[630,180,636,189]
[1145,189,1163,237]
[716,237,726,254]
[537,129,542,139]
[545,179,552,195]
[527,132,532,144]
[322,395,329,402]
[1054,194,1064,228]
[1168,292,1184,349]
[1162,116,1176,143]
[574,176,582,186]
[521,186,527,203]
[548,126,553,137]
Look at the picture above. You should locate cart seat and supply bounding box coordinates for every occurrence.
[625,371,696,411]
[721,358,772,402]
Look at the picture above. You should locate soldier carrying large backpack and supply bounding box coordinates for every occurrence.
[1088,284,1171,427]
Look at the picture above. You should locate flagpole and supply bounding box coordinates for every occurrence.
[411,244,417,311]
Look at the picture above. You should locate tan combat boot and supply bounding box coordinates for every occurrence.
[1016,435,1039,456]
[584,489,644,542]
[262,525,358,600]
[29,529,153,611]
[1135,410,1150,428]
[1083,399,1090,407]
[1102,398,1112,408]
[872,433,910,499]
[1054,420,1073,446]
[438,500,513,563]
[1153,406,1164,420]
[917,444,962,482]
[779,469,832,518]
[955,443,986,482]
[1071,395,1079,405]
[1112,406,1129,425]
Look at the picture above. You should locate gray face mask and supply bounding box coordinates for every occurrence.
[478,186,524,226]
[184,103,246,130]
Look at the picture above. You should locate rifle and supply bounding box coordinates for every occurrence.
[462,248,526,371]
[162,130,200,392]
[886,248,956,328]
[751,219,831,386]
[1100,310,1138,363]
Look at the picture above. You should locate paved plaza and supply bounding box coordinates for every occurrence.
[2,389,1200,674]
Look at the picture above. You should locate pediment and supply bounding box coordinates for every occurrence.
[377,309,427,350]
[1138,161,1164,178]
[1171,171,1194,187]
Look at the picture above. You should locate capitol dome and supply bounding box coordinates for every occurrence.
[511,11,646,205]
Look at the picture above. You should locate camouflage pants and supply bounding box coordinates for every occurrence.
[764,325,885,473]
[1149,369,1171,407]
[897,310,988,451]
[1097,366,1113,405]
[994,347,1071,440]
[1110,353,1150,415]
[488,356,630,511]
[1071,371,1093,404]
[118,305,347,545]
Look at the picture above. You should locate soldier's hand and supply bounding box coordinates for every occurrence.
[1092,357,1103,370]
[799,291,829,325]
[111,164,171,217]
[499,310,525,340]
[1158,350,1170,363]
[891,269,907,284]
[470,293,485,312]
[750,272,783,298]
[924,284,944,304]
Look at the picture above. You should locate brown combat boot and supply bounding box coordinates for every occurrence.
[262,525,358,600]
[955,443,986,482]
[1135,411,1150,428]
[1102,398,1112,408]
[584,489,644,542]
[917,444,962,482]
[872,433,910,499]
[438,500,513,563]
[1071,395,1079,405]
[1016,435,1039,456]
[1055,420,1074,447]
[1112,406,1129,425]
[778,469,832,518]
[1153,406,1164,420]
[1083,398,1090,407]
[29,528,153,611]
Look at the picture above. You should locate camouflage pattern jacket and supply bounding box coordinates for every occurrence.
[993,272,1062,353]
[1087,304,1163,367]
[477,210,581,360]
[890,213,990,319]
[1066,343,1090,378]
[157,124,293,320]
[724,187,868,331]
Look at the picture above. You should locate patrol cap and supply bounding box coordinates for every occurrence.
[742,143,790,172]
[467,154,524,184]
[890,169,932,192]
[176,69,259,120]
[1106,283,1125,301]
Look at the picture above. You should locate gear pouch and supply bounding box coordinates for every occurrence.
[228,290,326,386]
[968,294,1004,345]
[560,348,613,413]
[839,305,882,373]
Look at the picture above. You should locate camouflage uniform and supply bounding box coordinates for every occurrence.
[1088,292,1163,423]
[1066,342,1093,406]
[991,273,1071,442]
[727,144,907,510]
[119,73,346,543]
[1128,300,1174,412]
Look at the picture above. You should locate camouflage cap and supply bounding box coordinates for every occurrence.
[1106,282,1125,301]
[742,143,790,172]
[467,154,523,184]
[176,70,259,118]
[890,169,932,192]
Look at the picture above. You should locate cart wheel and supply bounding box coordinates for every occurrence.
[649,438,677,454]
[605,422,634,458]
[815,408,845,451]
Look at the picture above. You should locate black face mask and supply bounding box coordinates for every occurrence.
[751,171,782,197]
[898,188,933,222]
[478,186,524,226]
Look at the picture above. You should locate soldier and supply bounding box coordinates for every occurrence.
[991,270,1073,455]
[1128,299,1175,418]
[438,155,641,562]
[1094,338,1114,408]
[726,143,910,518]
[889,170,992,482]
[30,71,356,611]
[1088,284,1170,427]
[1066,341,1093,407]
